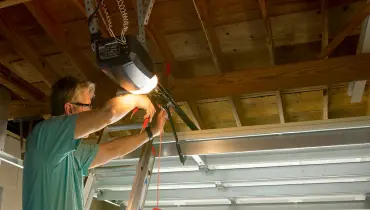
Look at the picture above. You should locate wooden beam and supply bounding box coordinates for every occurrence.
[258,0,275,65]
[8,102,49,120]
[0,0,30,9]
[193,0,225,73]
[0,66,45,101]
[228,96,243,127]
[25,2,95,81]
[323,87,329,120]
[319,3,370,58]
[321,0,329,52]
[276,90,285,123]
[169,53,370,101]
[0,17,59,87]
[25,1,117,106]
[186,101,206,130]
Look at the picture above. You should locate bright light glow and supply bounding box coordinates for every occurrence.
[235,194,366,204]
[130,75,158,94]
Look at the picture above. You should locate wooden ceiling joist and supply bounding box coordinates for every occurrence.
[0,17,59,87]
[319,2,370,58]
[228,96,243,127]
[193,0,225,73]
[25,2,96,81]
[8,102,49,120]
[321,0,329,54]
[170,53,370,101]
[0,73,43,101]
[323,87,329,120]
[276,91,285,123]
[0,0,30,9]
[186,101,206,130]
[258,0,275,65]
[26,1,118,106]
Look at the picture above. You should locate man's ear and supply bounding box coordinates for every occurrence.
[64,103,73,115]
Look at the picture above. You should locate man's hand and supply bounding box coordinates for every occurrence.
[133,95,156,121]
[152,109,168,137]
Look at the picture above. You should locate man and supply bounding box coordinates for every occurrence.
[22,76,167,210]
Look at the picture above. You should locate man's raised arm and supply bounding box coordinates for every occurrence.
[89,109,167,168]
[74,94,155,139]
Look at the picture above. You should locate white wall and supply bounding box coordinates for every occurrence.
[0,135,22,210]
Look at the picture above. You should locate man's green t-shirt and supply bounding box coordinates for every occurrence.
[22,115,98,210]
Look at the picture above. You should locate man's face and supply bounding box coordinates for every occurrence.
[65,88,92,115]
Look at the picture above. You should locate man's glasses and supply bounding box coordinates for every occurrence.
[70,102,92,109]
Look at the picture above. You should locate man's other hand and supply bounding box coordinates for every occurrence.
[152,109,168,137]
[133,95,156,121]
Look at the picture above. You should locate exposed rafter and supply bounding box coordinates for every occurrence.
[258,0,275,65]
[319,2,370,58]
[276,91,285,123]
[0,17,59,87]
[0,64,45,101]
[228,96,243,127]
[323,87,329,120]
[0,74,40,102]
[321,0,329,56]
[0,0,30,9]
[8,102,49,120]
[26,1,117,106]
[170,53,370,101]
[193,0,225,73]
[186,101,206,130]
[25,2,96,81]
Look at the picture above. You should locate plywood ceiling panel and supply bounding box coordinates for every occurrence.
[152,0,200,34]
[329,86,369,119]
[282,90,323,122]
[215,20,267,53]
[0,40,21,62]
[26,33,61,56]
[226,50,272,71]
[10,60,43,83]
[44,53,85,79]
[197,99,237,129]
[328,1,366,37]
[271,10,321,47]
[175,57,217,78]
[239,95,280,126]
[166,30,210,61]
[41,0,86,24]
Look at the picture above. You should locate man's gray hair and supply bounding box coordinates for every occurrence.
[50,77,96,116]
